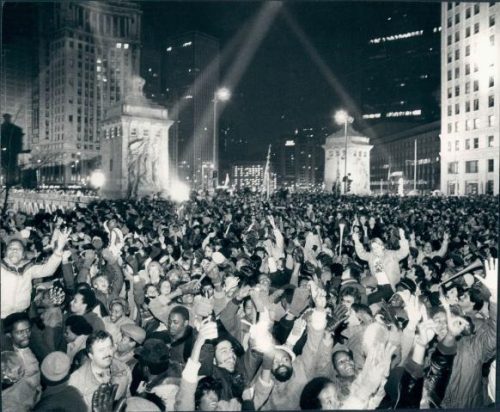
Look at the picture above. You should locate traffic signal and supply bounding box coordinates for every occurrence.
[347,178,353,192]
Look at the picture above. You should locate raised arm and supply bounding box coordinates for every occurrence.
[27,228,71,279]
[352,232,370,262]
[175,321,218,412]
[394,228,410,261]
[435,233,450,258]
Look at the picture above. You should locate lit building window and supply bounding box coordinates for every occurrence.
[386,109,421,117]
[182,41,192,47]
[369,30,423,44]
[362,113,381,119]
[124,44,129,49]
[116,43,122,48]
[166,46,172,52]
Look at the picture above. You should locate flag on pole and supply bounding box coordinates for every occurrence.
[262,145,272,200]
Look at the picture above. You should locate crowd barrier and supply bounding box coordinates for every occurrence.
[1,190,97,214]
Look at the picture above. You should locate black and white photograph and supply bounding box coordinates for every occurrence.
[0,1,498,411]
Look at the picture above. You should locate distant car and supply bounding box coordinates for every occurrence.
[407,190,419,196]
[431,190,444,196]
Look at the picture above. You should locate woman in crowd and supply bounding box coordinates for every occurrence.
[0,192,497,411]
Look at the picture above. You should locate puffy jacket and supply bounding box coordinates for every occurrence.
[396,340,457,409]
[353,237,409,289]
[1,253,62,319]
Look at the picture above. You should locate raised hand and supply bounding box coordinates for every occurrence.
[352,232,360,242]
[55,227,72,252]
[197,320,218,343]
[326,304,349,333]
[358,342,397,398]
[415,319,437,347]
[309,281,327,310]
[249,286,268,313]
[475,258,498,299]
[398,228,406,239]
[406,294,423,328]
[62,250,73,264]
[235,285,252,301]
[92,383,121,412]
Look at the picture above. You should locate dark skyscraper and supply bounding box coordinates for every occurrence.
[162,32,219,188]
[1,4,36,150]
[360,3,441,126]
[278,126,327,188]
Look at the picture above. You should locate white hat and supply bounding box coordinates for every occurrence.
[274,344,296,362]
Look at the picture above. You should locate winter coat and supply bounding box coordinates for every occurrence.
[68,359,131,411]
[441,303,497,408]
[253,312,326,410]
[353,238,409,289]
[396,340,457,409]
[33,382,87,411]
[1,253,62,319]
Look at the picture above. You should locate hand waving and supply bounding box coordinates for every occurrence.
[55,227,72,252]
[475,258,498,300]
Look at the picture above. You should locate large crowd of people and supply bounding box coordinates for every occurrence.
[1,190,497,411]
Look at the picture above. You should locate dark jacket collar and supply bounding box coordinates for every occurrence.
[1,259,33,274]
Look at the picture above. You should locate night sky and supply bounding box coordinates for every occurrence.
[3,1,440,158]
[141,1,439,158]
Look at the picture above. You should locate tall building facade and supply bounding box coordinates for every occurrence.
[33,1,141,185]
[440,2,499,195]
[370,121,441,194]
[231,161,277,192]
[361,3,441,126]
[162,32,220,189]
[278,127,326,189]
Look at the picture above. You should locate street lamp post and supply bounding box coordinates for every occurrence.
[334,110,354,194]
[213,87,231,188]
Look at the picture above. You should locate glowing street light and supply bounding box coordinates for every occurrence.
[89,170,105,189]
[213,87,231,187]
[170,180,190,203]
[334,110,354,194]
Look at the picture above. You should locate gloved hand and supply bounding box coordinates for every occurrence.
[92,383,126,412]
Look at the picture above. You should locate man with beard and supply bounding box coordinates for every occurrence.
[254,283,328,410]
[211,337,247,401]
[68,330,131,410]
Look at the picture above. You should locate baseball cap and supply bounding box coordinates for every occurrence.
[121,324,146,345]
